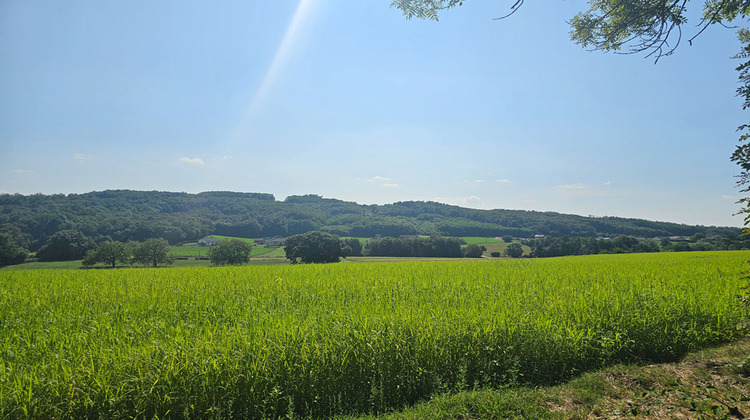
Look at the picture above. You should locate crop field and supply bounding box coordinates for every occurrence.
[0,260,83,271]
[1,252,748,419]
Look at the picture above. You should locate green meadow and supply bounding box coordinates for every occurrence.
[461,237,505,245]
[168,236,519,263]
[1,252,748,418]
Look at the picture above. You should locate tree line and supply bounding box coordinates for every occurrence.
[523,235,750,258]
[283,232,492,263]
[364,236,466,258]
[0,191,739,255]
[79,234,254,268]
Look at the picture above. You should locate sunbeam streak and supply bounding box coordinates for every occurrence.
[230,0,318,146]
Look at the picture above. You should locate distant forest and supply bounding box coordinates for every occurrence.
[0,190,741,251]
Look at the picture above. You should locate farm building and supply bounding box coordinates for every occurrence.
[254,237,287,247]
[197,236,219,247]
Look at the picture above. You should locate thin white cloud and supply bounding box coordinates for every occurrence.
[73,153,91,164]
[721,195,739,200]
[604,181,612,186]
[555,182,621,198]
[474,179,484,183]
[11,169,34,174]
[363,176,396,187]
[557,183,588,191]
[433,195,483,206]
[179,157,205,166]
[495,179,511,184]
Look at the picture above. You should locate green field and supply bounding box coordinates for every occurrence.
[343,256,477,263]
[169,236,518,260]
[0,260,84,270]
[170,246,211,257]
[170,245,284,259]
[172,235,285,260]
[1,252,748,418]
[461,237,505,245]
[477,241,532,257]
[212,235,255,244]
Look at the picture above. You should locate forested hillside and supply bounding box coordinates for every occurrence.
[0,190,740,251]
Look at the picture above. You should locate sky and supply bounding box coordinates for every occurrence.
[1,1,748,227]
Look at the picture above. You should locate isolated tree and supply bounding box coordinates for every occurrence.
[208,239,252,266]
[462,243,484,258]
[133,238,174,267]
[0,232,28,266]
[505,242,524,258]
[82,241,131,268]
[285,231,347,264]
[501,235,513,243]
[36,229,95,261]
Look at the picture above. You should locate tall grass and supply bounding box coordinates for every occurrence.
[1,251,747,418]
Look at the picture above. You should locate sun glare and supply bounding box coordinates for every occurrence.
[230,0,318,145]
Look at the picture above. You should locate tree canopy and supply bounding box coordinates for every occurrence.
[568,0,749,60]
[0,191,738,251]
[0,232,27,266]
[35,230,95,262]
[365,236,465,257]
[208,239,253,266]
[392,1,749,57]
[285,231,348,264]
[462,243,484,258]
[505,242,524,258]
[82,241,131,268]
[132,238,173,267]
[731,28,750,227]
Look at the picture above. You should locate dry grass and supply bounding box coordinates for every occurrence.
[363,339,750,420]
[549,339,750,419]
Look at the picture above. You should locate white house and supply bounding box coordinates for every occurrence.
[197,236,219,247]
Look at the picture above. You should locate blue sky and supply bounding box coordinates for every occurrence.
[1,1,747,227]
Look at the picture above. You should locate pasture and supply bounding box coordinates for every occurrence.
[1,251,748,418]
[461,237,505,245]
